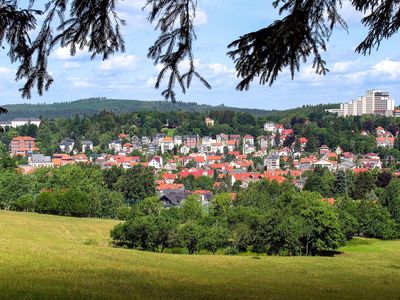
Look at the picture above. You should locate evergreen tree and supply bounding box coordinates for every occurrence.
[333,170,348,196]
[274,129,281,148]
[394,135,400,150]
[352,172,376,200]
[305,136,318,153]
[293,139,301,152]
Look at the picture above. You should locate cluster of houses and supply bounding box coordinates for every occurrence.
[7,121,398,207]
[375,126,396,148]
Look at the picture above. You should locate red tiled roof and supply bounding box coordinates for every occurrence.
[208,155,223,161]
[322,198,335,205]
[157,183,184,191]
[12,136,36,141]
[163,173,177,180]
[299,137,308,143]
[193,190,212,195]
[353,168,369,174]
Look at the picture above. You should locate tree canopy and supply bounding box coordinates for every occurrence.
[1,0,399,103]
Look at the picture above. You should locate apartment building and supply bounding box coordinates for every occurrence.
[9,136,38,157]
[327,90,395,117]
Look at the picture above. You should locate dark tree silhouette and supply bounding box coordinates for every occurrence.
[0,0,125,101]
[1,0,400,106]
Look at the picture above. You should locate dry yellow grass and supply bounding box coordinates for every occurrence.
[0,210,399,299]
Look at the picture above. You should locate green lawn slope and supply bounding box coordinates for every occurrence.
[0,210,399,299]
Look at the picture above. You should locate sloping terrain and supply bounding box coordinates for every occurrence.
[0,210,399,299]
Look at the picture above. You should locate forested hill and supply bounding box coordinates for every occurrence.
[0,97,337,120]
[0,98,274,120]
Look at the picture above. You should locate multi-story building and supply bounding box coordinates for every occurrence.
[108,140,122,153]
[81,140,94,153]
[29,154,53,168]
[258,136,270,149]
[265,154,280,171]
[0,118,41,130]
[243,135,254,146]
[9,136,38,156]
[174,135,183,146]
[229,134,241,143]
[263,122,276,133]
[59,138,75,153]
[327,90,395,117]
[160,137,175,154]
[216,133,229,143]
[183,135,200,149]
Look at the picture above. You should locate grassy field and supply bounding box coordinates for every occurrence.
[0,210,399,299]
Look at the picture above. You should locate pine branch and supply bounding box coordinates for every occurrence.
[146,0,210,103]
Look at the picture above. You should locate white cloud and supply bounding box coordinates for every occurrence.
[345,70,369,82]
[100,54,138,71]
[339,0,365,23]
[371,60,400,79]
[194,9,208,26]
[62,62,81,69]
[66,77,96,88]
[206,63,235,75]
[0,67,12,75]
[298,66,324,82]
[118,0,146,11]
[146,77,157,87]
[331,60,359,73]
[53,46,89,60]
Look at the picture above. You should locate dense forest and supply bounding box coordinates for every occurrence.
[0,98,285,120]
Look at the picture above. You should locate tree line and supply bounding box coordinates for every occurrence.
[111,177,400,256]
[0,159,156,219]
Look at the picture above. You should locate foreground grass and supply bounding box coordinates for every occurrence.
[0,211,399,299]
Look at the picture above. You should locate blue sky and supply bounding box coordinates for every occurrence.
[1,0,400,110]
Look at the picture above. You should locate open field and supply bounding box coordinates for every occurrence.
[0,210,399,299]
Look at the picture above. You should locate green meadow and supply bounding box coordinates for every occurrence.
[0,210,399,299]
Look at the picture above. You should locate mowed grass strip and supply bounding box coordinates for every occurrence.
[0,210,399,299]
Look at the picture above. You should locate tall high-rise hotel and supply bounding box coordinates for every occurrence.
[327,90,395,117]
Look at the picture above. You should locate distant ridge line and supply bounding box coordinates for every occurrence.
[0,97,336,120]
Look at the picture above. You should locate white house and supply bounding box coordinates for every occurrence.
[180,145,191,155]
[59,138,75,153]
[210,142,224,154]
[242,144,255,155]
[82,140,94,152]
[160,137,175,154]
[29,154,53,168]
[314,159,337,171]
[201,136,214,147]
[243,135,255,146]
[264,122,276,132]
[265,154,280,171]
[109,140,122,153]
[148,156,163,169]
[258,136,270,149]
[174,135,183,146]
[376,137,395,148]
